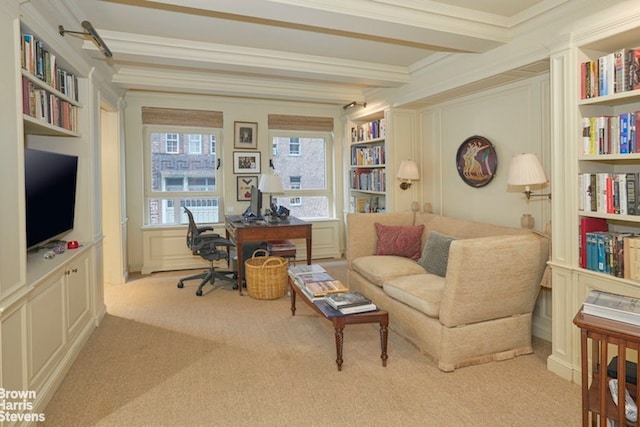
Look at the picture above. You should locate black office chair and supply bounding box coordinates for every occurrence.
[177,207,236,296]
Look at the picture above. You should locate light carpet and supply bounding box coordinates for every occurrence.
[42,260,581,426]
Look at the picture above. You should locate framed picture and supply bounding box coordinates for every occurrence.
[234,121,258,149]
[237,176,258,201]
[233,151,261,174]
[455,135,498,188]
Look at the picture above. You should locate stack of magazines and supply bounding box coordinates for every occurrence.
[324,290,377,315]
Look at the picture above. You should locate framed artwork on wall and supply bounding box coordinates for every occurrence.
[233,151,261,174]
[234,121,258,149]
[455,135,497,188]
[237,176,258,201]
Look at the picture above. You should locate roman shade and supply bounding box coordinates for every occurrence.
[267,114,333,132]
[142,107,223,128]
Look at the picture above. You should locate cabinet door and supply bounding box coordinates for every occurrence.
[28,272,65,390]
[66,254,91,342]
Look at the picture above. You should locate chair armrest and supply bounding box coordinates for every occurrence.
[197,226,214,233]
[439,234,548,327]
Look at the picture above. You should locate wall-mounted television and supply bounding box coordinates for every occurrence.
[24,148,79,250]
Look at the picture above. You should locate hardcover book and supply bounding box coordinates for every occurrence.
[339,303,378,315]
[583,290,640,326]
[305,280,348,297]
[324,291,372,310]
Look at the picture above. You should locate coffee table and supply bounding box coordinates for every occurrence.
[288,276,389,371]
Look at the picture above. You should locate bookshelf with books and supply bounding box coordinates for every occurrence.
[20,24,82,137]
[576,31,640,285]
[548,20,640,385]
[349,112,387,213]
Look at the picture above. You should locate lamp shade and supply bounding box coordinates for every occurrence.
[507,153,547,186]
[258,173,284,194]
[397,160,420,181]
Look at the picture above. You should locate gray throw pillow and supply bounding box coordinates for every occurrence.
[418,231,457,277]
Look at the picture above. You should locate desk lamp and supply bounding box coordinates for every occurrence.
[258,173,285,222]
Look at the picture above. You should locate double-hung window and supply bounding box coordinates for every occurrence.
[269,131,333,219]
[144,126,222,225]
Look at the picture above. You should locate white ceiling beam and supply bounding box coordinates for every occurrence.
[112,66,366,104]
[91,30,411,87]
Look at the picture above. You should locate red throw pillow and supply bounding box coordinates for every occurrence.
[374,223,424,260]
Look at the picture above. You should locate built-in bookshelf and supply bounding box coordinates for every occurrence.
[20,25,81,136]
[349,114,387,213]
[576,38,640,283]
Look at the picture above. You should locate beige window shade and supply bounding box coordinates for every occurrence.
[268,114,333,132]
[142,107,223,128]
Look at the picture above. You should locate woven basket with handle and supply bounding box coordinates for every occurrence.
[245,249,289,299]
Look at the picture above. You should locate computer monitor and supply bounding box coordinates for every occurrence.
[247,185,263,219]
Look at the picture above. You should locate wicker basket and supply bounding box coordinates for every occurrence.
[245,249,289,300]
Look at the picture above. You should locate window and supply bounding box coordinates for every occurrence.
[289,176,301,190]
[289,138,301,156]
[165,133,179,153]
[145,127,222,225]
[270,132,332,219]
[188,134,202,154]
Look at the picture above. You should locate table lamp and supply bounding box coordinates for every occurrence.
[258,173,285,222]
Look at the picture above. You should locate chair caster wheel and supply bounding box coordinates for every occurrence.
[196,289,203,296]
[177,281,184,288]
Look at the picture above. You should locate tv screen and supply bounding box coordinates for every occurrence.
[24,148,79,250]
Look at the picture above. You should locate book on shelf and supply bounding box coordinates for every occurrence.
[582,290,640,326]
[579,217,608,269]
[324,290,372,310]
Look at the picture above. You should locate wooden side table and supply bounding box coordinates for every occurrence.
[574,309,640,426]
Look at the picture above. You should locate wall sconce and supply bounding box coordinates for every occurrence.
[507,153,551,199]
[342,101,367,110]
[59,21,113,58]
[397,160,420,190]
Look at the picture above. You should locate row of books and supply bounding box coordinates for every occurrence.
[578,172,640,215]
[580,48,640,99]
[583,290,640,327]
[21,33,79,102]
[350,168,386,193]
[22,76,78,132]
[350,145,385,166]
[350,118,386,143]
[350,195,383,213]
[287,265,377,315]
[581,113,638,155]
[583,231,640,280]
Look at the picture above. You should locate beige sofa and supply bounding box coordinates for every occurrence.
[346,212,549,371]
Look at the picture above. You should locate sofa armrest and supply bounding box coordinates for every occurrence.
[439,233,549,328]
[346,212,415,267]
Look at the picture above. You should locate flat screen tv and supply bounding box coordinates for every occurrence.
[24,148,79,250]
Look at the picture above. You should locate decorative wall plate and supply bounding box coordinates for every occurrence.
[455,135,497,188]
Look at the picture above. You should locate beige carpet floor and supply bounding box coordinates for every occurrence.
[42,260,581,426]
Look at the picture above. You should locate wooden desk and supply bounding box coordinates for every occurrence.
[574,309,640,426]
[225,216,312,295]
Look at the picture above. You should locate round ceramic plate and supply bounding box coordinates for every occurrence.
[455,135,497,188]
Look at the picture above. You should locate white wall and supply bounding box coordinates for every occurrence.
[420,74,552,339]
[123,92,346,272]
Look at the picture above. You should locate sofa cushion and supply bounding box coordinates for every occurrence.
[375,223,424,260]
[352,255,426,287]
[383,274,445,318]
[418,231,457,277]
